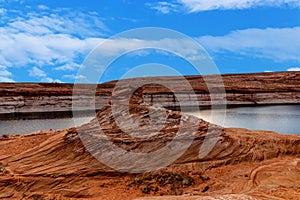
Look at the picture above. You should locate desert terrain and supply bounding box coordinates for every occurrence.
[0,72,299,199]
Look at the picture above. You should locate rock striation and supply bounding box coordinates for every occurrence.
[0,71,300,199]
[0,72,300,117]
[0,101,300,199]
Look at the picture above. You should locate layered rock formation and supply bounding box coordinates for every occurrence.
[0,72,300,117]
[0,82,112,117]
[0,102,299,199]
[0,71,299,199]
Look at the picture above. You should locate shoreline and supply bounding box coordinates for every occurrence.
[0,71,299,116]
[1,71,300,199]
[0,102,299,120]
[1,104,300,199]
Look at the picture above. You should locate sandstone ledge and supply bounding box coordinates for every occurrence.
[0,72,299,117]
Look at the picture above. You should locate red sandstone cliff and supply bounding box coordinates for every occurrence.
[0,72,299,115]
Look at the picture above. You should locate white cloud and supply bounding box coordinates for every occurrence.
[198,27,300,62]
[37,5,49,10]
[3,3,299,82]
[146,1,180,14]
[55,63,81,71]
[5,10,108,37]
[0,76,14,82]
[1,7,207,81]
[0,65,14,82]
[0,8,6,15]
[91,37,203,58]
[0,7,107,81]
[29,67,46,77]
[178,0,300,12]
[0,65,12,77]
[63,74,86,80]
[41,77,62,83]
[28,66,62,82]
[287,67,300,71]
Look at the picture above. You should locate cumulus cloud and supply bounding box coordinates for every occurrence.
[178,0,300,12]
[287,67,300,71]
[0,77,14,82]
[29,67,46,77]
[5,8,108,37]
[37,5,49,10]
[41,77,62,83]
[3,2,300,82]
[0,7,105,66]
[55,63,81,71]
[0,8,6,15]
[92,37,210,61]
[198,27,300,62]
[145,1,180,14]
[63,74,86,80]
[0,65,14,82]
[28,67,62,82]
[2,6,209,82]
[0,7,108,82]
[0,65,12,77]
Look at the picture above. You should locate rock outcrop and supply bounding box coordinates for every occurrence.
[0,72,300,117]
[0,71,299,199]
[0,102,299,199]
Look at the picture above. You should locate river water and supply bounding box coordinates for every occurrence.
[187,105,300,134]
[0,105,299,135]
[0,115,94,135]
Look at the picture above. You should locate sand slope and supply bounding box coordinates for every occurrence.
[0,104,300,199]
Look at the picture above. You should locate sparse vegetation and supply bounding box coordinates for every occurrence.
[29,193,45,200]
[199,175,210,182]
[2,134,9,139]
[202,185,210,193]
[127,172,194,195]
[0,162,9,174]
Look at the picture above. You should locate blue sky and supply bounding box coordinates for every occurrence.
[0,0,300,83]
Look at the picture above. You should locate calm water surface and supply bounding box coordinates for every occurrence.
[187,105,300,134]
[1,105,299,135]
[0,115,94,135]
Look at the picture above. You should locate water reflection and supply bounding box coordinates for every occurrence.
[1,105,299,135]
[187,105,300,134]
[0,116,94,135]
